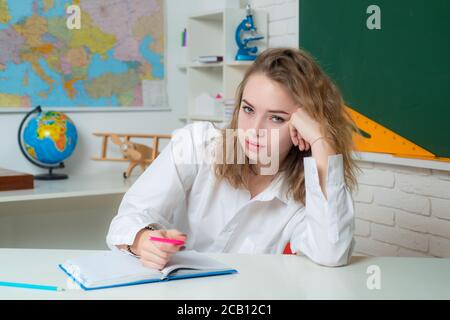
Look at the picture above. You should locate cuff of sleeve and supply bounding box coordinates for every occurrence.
[304,154,345,189]
[106,221,166,250]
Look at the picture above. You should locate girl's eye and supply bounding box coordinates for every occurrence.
[241,105,285,123]
[271,115,285,123]
[242,105,253,113]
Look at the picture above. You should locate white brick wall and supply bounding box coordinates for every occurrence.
[249,0,450,258]
[249,0,298,48]
[353,163,450,258]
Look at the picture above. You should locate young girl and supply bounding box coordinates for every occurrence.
[107,48,359,269]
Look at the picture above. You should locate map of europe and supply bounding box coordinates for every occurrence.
[0,0,164,107]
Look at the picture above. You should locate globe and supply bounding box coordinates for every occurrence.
[19,106,78,180]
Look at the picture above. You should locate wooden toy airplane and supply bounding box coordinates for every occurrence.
[91,132,171,178]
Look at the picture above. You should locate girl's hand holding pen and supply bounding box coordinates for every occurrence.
[131,228,187,270]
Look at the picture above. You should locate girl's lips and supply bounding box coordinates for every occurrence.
[245,138,265,149]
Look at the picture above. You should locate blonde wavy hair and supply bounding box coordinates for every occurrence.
[214,47,360,205]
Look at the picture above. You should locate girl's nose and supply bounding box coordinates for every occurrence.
[253,117,265,136]
[257,128,266,138]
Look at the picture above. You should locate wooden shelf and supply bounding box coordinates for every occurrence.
[189,62,223,68]
[186,61,253,68]
[226,61,254,67]
[189,115,225,122]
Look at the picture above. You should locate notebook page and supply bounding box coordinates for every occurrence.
[62,251,162,288]
[161,250,231,278]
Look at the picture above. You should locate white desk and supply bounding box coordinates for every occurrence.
[1,248,449,299]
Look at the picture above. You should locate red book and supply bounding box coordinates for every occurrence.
[0,168,34,191]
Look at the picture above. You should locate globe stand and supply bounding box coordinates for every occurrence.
[34,168,68,180]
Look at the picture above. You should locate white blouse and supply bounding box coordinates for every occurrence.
[106,121,355,267]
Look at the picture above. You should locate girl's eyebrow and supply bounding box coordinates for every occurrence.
[242,99,290,115]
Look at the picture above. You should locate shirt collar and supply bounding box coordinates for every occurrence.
[253,170,291,205]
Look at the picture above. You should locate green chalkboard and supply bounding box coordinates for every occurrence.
[299,0,450,159]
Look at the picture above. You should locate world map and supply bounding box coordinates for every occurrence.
[0,0,164,108]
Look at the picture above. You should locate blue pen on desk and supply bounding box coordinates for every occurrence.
[0,281,65,292]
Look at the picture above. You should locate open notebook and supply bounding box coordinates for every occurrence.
[59,250,238,291]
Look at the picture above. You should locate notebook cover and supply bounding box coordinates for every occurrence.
[59,264,238,291]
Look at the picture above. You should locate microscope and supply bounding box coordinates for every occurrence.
[235,4,265,61]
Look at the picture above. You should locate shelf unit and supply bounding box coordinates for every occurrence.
[181,8,268,124]
[0,174,138,250]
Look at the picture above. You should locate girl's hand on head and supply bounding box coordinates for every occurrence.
[288,108,324,152]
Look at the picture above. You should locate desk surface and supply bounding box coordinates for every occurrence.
[1,249,449,299]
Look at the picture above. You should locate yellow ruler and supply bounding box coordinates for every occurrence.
[346,106,450,163]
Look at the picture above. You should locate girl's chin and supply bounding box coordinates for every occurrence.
[243,148,273,163]
[245,150,259,162]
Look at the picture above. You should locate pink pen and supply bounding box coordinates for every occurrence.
[149,236,185,245]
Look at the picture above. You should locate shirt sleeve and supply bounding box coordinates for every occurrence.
[288,154,355,267]
[106,122,207,250]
